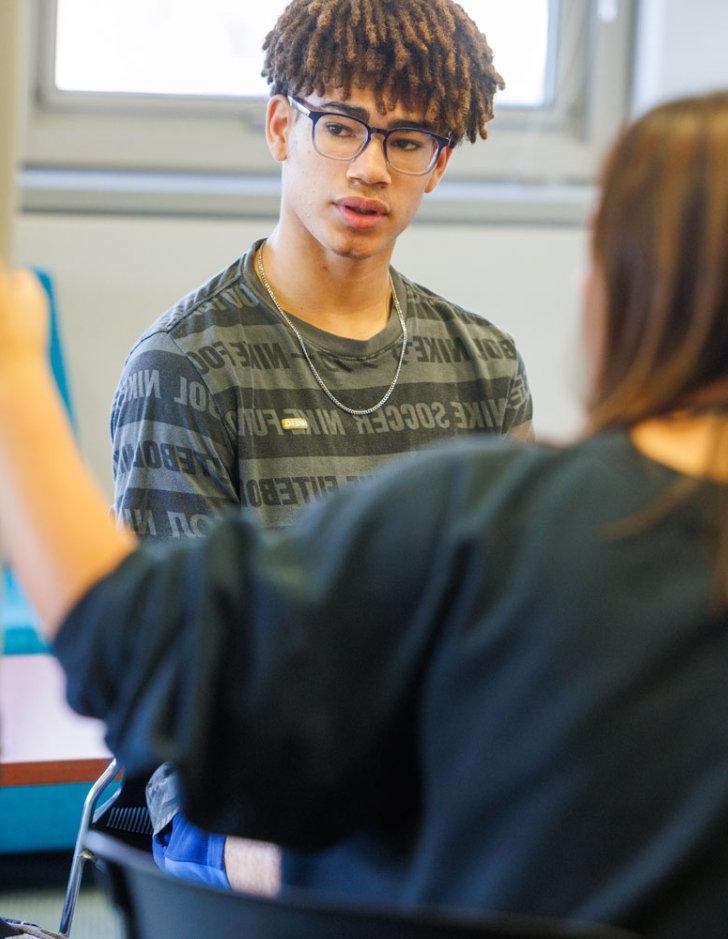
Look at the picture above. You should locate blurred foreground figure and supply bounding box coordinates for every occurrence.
[2,92,728,938]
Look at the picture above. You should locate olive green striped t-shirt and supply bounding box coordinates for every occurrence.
[111,239,533,536]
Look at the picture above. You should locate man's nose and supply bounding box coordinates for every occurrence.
[347,133,391,185]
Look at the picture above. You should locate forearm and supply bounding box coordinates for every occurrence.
[0,357,136,639]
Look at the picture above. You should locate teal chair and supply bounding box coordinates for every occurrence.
[0,271,101,856]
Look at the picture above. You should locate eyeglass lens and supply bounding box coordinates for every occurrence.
[313,114,439,174]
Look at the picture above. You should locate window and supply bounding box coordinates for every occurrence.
[22,0,635,222]
[51,0,552,107]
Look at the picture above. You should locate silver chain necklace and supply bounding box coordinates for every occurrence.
[256,248,408,416]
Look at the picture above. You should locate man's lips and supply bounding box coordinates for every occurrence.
[334,196,390,229]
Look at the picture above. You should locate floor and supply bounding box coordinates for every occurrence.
[0,882,121,937]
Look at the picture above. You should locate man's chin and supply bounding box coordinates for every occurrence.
[331,245,379,261]
[325,231,392,262]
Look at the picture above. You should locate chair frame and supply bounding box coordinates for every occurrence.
[86,829,641,939]
[58,758,120,936]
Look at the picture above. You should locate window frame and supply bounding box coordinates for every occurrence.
[21,0,635,223]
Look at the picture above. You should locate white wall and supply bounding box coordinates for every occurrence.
[633,0,728,115]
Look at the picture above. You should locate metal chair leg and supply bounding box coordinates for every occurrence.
[58,759,119,937]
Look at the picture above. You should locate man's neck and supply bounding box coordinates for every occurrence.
[260,228,395,341]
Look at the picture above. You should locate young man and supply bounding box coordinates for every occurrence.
[111,0,532,892]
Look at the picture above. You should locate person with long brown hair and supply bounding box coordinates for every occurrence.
[2,90,728,935]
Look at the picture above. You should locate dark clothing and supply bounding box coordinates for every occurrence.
[54,430,728,937]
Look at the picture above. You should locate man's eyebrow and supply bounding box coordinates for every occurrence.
[320,100,438,134]
[320,100,369,120]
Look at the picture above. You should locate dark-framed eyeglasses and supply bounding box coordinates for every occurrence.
[287,95,454,177]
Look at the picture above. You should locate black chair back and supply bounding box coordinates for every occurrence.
[87,831,642,939]
[92,772,153,850]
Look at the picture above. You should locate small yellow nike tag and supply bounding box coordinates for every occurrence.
[281,417,309,431]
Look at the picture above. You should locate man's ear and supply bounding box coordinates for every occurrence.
[266,95,293,163]
[424,145,454,194]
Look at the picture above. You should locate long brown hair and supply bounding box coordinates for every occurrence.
[588,91,728,432]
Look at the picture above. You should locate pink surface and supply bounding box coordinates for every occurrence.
[0,654,111,785]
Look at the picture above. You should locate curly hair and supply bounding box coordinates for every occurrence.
[261,0,505,143]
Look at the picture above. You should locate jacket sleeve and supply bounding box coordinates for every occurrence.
[110,331,239,539]
[52,448,466,850]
